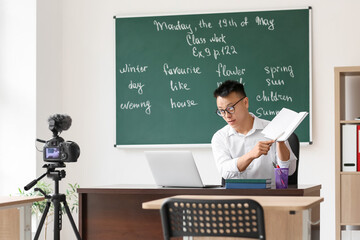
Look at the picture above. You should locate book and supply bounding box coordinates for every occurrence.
[357,125,360,172]
[342,125,357,172]
[261,108,308,141]
[225,182,271,189]
[224,179,271,189]
[225,178,271,184]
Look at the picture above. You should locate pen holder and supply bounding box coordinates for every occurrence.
[274,168,289,189]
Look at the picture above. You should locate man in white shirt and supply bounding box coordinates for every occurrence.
[211,80,297,180]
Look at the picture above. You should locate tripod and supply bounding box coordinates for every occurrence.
[24,163,82,240]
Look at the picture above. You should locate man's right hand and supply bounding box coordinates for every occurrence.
[249,140,274,159]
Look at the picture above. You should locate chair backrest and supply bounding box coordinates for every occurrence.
[287,133,299,185]
[160,198,266,240]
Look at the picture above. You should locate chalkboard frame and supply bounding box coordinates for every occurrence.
[114,7,313,148]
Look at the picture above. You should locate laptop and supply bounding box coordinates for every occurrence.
[145,151,220,188]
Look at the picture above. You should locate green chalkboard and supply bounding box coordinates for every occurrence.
[115,8,311,146]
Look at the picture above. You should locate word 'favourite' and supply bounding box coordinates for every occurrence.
[163,63,201,75]
[120,100,152,115]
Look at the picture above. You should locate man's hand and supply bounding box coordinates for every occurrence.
[249,140,275,159]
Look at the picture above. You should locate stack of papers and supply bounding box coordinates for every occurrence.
[225,179,271,189]
[261,107,308,141]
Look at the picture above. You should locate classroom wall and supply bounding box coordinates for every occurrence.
[0,0,36,196]
[36,0,360,239]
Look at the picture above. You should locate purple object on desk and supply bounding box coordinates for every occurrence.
[275,168,289,189]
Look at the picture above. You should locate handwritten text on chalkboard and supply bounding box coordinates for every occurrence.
[115,9,311,144]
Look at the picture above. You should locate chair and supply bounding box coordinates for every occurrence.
[287,133,300,185]
[160,198,266,240]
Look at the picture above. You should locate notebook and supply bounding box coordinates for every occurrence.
[145,151,220,188]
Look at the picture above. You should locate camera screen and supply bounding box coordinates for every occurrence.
[45,147,60,159]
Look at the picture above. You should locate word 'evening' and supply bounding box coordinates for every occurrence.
[119,64,148,74]
[163,63,201,75]
[120,100,151,115]
[153,20,193,34]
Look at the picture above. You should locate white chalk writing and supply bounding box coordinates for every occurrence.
[163,63,201,75]
[264,65,294,78]
[255,16,275,30]
[256,91,293,102]
[255,107,280,118]
[216,63,245,78]
[128,80,145,95]
[192,45,237,60]
[265,78,285,86]
[153,20,193,34]
[170,98,198,108]
[119,64,148,74]
[120,100,151,115]
[186,33,206,46]
[170,80,190,91]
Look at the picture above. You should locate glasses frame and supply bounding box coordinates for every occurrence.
[216,96,246,117]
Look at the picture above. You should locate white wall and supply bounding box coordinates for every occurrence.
[35,0,360,239]
[0,0,36,195]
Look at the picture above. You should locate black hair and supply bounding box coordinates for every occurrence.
[213,80,246,98]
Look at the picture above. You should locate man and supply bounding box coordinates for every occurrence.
[211,80,297,180]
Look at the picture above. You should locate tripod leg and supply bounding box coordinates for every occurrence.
[53,197,61,240]
[34,200,51,240]
[63,200,82,240]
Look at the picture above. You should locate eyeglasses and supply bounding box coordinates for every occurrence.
[216,96,246,117]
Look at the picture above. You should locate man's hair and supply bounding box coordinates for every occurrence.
[213,80,246,98]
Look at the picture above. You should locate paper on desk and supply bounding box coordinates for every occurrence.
[261,108,308,141]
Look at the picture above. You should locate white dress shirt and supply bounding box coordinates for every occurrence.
[211,113,297,181]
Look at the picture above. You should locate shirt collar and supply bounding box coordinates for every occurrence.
[227,113,265,136]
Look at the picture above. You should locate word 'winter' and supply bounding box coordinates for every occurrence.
[153,20,193,34]
[120,100,151,115]
[119,64,148,74]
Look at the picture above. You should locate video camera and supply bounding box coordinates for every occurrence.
[38,114,80,163]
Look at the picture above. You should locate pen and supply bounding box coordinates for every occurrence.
[276,165,285,187]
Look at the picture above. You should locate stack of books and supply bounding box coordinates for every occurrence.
[225,179,271,189]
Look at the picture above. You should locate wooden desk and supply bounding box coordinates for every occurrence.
[78,184,321,240]
[0,196,44,240]
[143,195,324,240]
